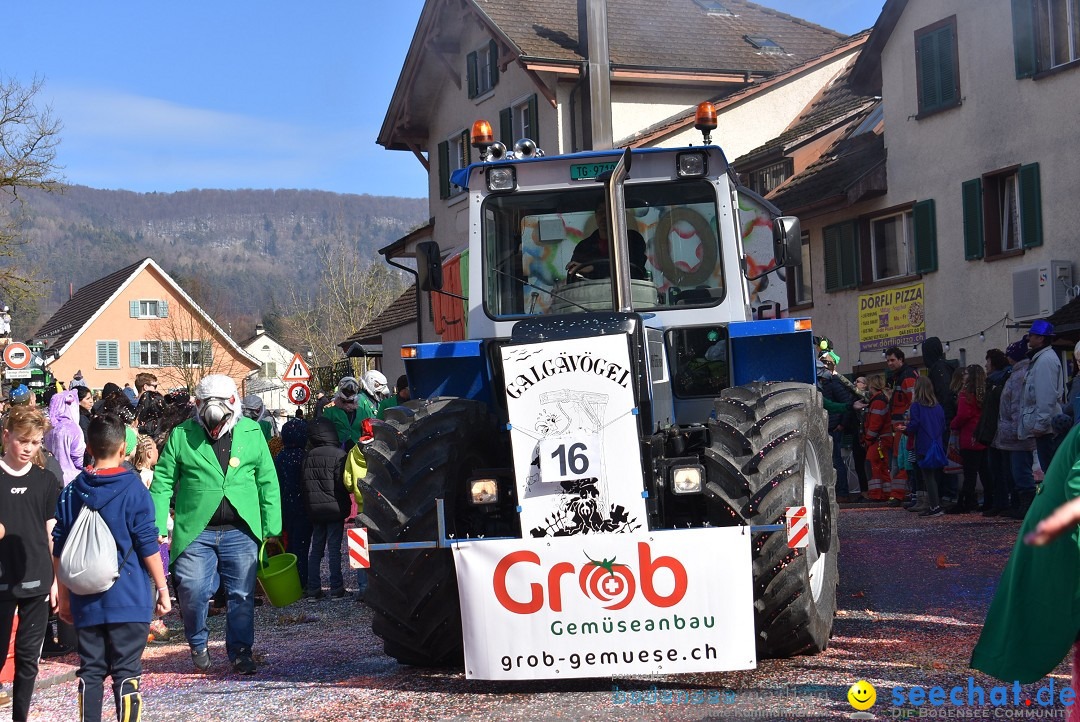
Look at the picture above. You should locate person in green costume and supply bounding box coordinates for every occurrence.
[376,375,410,420]
[971,422,1080,683]
[322,374,384,449]
[150,374,281,676]
[241,395,275,441]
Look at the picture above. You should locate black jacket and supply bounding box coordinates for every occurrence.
[819,373,854,432]
[923,337,958,422]
[300,418,350,523]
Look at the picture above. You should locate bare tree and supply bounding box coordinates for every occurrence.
[284,236,406,369]
[145,290,249,393]
[0,75,63,319]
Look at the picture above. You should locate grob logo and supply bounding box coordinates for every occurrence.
[492,542,688,614]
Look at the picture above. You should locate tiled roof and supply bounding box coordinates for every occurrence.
[476,0,846,72]
[339,285,419,347]
[1047,295,1080,335]
[767,126,886,214]
[33,258,149,351]
[733,55,876,167]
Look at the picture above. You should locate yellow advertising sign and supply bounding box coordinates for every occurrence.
[858,282,926,352]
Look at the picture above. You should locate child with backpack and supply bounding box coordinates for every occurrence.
[52,414,170,722]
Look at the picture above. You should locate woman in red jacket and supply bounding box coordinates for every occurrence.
[948,364,991,513]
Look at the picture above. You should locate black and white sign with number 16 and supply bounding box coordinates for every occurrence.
[538,435,602,483]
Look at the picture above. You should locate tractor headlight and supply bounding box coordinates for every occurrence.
[468,478,499,505]
[676,151,707,178]
[670,464,704,495]
[487,166,516,192]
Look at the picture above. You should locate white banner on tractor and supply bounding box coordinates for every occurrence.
[500,334,648,538]
[452,528,756,680]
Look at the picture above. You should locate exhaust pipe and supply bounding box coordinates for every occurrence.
[606,147,633,312]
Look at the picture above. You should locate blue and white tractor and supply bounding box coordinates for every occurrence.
[358,108,838,680]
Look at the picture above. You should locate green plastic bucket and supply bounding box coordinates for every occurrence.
[256,539,302,607]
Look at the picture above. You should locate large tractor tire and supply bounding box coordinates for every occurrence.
[703,381,839,658]
[357,397,504,666]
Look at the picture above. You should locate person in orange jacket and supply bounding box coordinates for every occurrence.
[886,346,919,501]
[862,374,893,501]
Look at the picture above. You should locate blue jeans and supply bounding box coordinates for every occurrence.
[173,528,258,661]
[308,521,345,593]
[1010,449,1036,492]
[830,430,850,495]
[1035,434,1059,476]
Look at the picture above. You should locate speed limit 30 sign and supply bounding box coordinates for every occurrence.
[287,382,311,405]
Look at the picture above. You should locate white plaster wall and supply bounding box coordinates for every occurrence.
[649,52,860,161]
[242,333,296,417]
[380,312,437,384]
[610,85,724,143]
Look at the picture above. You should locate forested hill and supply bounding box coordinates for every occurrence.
[14,185,428,334]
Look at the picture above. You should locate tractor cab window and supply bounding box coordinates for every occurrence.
[667,326,730,398]
[482,180,725,318]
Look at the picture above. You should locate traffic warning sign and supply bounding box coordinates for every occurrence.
[282,353,311,382]
[3,343,32,370]
[347,528,369,569]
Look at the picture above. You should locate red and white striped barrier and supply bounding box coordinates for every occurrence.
[785,506,809,549]
[347,527,370,569]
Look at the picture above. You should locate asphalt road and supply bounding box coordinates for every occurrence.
[28,506,1071,721]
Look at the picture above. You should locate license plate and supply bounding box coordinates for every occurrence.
[570,161,618,181]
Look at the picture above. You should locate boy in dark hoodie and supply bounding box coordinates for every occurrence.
[301,418,350,599]
[52,415,170,722]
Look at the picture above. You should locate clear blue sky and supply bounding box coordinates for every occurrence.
[4,1,882,199]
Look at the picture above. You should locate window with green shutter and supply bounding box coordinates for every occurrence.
[915,17,961,117]
[466,41,499,99]
[962,178,984,260]
[823,221,859,292]
[912,199,938,273]
[437,131,470,199]
[1013,0,1080,77]
[1018,162,1042,248]
[96,340,119,369]
[500,94,542,148]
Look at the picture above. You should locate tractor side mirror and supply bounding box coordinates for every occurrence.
[415,241,444,291]
[773,216,802,269]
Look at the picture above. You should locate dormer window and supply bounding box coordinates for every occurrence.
[745,36,784,54]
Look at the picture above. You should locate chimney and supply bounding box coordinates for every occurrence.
[255,323,265,336]
[69,282,74,300]
[579,0,613,150]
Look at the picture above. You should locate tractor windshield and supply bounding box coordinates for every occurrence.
[482,180,724,318]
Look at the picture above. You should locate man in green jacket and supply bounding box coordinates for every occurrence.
[150,375,281,675]
[322,375,380,449]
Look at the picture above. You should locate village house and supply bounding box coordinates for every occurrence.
[764,0,1079,372]
[238,324,299,417]
[363,0,868,351]
[32,257,259,393]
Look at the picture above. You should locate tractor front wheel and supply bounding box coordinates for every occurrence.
[703,381,839,658]
[357,397,503,666]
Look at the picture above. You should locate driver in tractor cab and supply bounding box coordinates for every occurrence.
[565,200,648,282]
